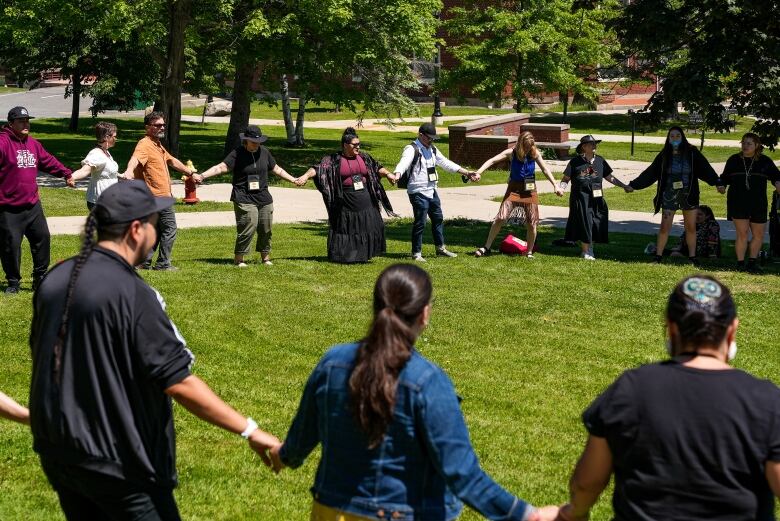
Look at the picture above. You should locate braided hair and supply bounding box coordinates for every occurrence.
[53,211,98,384]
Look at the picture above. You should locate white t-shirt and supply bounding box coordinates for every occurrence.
[82,147,119,204]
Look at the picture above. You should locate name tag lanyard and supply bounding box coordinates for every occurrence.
[424,153,438,182]
[247,151,261,191]
[343,156,365,190]
[742,156,755,190]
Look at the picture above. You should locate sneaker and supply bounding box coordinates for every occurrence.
[581,252,596,261]
[235,262,248,268]
[262,260,273,266]
[653,255,663,264]
[436,247,457,258]
[525,253,535,259]
[136,263,151,270]
[152,265,180,272]
[4,285,20,295]
[412,253,427,263]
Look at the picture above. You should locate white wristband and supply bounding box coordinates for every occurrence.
[559,181,569,190]
[241,417,258,439]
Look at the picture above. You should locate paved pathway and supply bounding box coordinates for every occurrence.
[46,180,745,242]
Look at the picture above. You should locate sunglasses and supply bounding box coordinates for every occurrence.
[349,142,361,148]
[148,123,166,128]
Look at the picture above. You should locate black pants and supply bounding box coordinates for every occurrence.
[0,201,50,287]
[41,459,181,521]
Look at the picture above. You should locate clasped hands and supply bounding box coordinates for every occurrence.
[245,430,286,474]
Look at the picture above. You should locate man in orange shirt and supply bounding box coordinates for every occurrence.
[123,111,195,271]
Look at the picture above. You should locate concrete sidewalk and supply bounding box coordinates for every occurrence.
[46,181,744,242]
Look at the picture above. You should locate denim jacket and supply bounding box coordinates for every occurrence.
[279,343,533,521]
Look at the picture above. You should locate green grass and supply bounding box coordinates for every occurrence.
[530,112,755,141]
[0,86,27,93]
[2,221,780,520]
[182,100,516,121]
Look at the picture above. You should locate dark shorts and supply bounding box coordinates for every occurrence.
[727,193,768,224]
[41,459,181,521]
[662,186,697,211]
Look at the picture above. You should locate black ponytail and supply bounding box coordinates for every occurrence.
[349,264,432,448]
[53,211,97,384]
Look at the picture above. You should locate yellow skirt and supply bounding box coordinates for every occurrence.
[310,500,375,521]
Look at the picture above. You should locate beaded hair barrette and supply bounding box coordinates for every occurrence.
[682,277,722,306]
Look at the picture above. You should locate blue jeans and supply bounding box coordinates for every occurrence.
[143,206,177,268]
[409,191,444,254]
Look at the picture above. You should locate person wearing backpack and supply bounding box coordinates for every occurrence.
[392,123,477,262]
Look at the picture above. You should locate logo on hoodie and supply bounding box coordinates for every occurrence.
[16,150,36,169]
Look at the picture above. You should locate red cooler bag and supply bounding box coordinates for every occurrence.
[499,234,528,255]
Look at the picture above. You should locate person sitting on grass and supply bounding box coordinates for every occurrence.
[556,275,780,521]
[644,205,721,259]
[270,263,559,521]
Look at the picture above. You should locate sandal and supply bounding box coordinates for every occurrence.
[474,247,491,257]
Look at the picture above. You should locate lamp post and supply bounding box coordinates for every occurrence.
[628,109,636,157]
[432,12,443,126]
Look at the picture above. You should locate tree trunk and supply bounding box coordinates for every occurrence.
[224,58,255,157]
[69,68,81,132]
[293,93,307,146]
[515,55,525,113]
[159,0,192,157]
[280,74,296,145]
[559,90,569,123]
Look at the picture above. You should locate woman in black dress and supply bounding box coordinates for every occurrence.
[297,128,396,263]
[629,127,722,264]
[561,135,631,260]
[720,133,780,273]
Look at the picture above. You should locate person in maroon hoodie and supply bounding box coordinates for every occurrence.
[0,106,74,294]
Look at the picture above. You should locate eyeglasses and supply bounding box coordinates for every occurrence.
[148,123,166,128]
[349,142,361,148]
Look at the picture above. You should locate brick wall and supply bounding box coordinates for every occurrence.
[520,123,569,143]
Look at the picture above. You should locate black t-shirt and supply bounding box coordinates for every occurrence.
[564,155,613,190]
[722,154,780,201]
[584,362,780,520]
[29,248,194,488]
[224,145,277,206]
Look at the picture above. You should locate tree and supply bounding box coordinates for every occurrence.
[614,0,780,148]
[255,0,441,146]
[0,0,144,130]
[442,0,620,113]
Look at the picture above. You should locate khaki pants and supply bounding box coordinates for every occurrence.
[310,501,373,521]
[234,201,273,255]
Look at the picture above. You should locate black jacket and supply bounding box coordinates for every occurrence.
[629,146,721,214]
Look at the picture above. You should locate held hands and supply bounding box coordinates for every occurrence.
[554,503,588,521]
[554,187,564,197]
[387,172,399,186]
[717,186,726,194]
[191,173,204,184]
[529,505,560,521]
[269,443,286,474]
[294,175,308,187]
[468,171,481,182]
[65,177,76,188]
[623,185,634,193]
[247,429,282,470]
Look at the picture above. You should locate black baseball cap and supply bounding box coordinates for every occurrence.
[418,122,439,140]
[7,106,35,121]
[95,181,174,224]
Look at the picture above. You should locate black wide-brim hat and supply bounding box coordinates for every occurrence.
[239,125,268,144]
[576,134,602,153]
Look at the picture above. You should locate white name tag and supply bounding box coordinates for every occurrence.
[428,172,438,182]
[248,180,260,190]
[524,179,536,192]
[353,180,364,190]
[673,181,684,190]
[352,175,364,191]
[593,188,603,198]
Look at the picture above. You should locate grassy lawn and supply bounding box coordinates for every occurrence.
[2,221,780,520]
[530,112,754,141]
[0,86,28,94]
[182,100,517,121]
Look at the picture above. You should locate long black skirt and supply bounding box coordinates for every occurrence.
[328,188,386,263]
[564,190,609,244]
